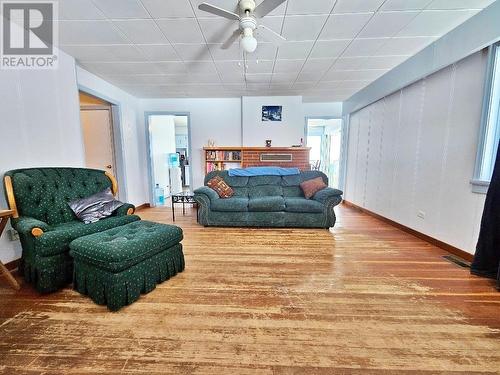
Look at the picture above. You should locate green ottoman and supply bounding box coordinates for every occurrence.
[69,220,184,311]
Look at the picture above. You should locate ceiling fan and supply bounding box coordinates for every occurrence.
[198,0,287,54]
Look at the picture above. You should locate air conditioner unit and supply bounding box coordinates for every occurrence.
[260,154,293,162]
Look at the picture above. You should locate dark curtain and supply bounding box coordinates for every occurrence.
[471,140,500,289]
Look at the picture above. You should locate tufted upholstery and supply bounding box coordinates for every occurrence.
[194,170,343,228]
[3,167,139,293]
[71,221,185,311]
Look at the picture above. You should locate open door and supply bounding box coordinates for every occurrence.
[79,92,116,177]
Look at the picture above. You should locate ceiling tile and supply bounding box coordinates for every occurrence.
[92,0,150,19]
[296,71,324,82]
[271,72,300,83]
[157,18,205,43]
[320,13,373,40]
[245,74,273,83]
[398,9,479,37]
[301,58,334,72]
[273,59,304,73]
[358,11,419,38]
[141,0,195,18]
[59,20,128,44]
[282,15,329,41]
[81,62,163,74]
[156,61,189,74]
[215,60,245,74]
[184,73,221,83]
[185,61,218,74]
[208,44,244,60]
[333,0,386,13]
[342,38,388,57]
[381,0,433,11]
[113,20,167,44]
[287,0,335,15]
[245,60,275,74]
[191,0,239,18]
[316,80,370,89]
[61,44,146,62]
[332,55,409,70]
[198,18,240,43]
[136,44,180,61]
[309,39,351,58]
[59,0,105,20]
[427,0,496,9]
[173,44,212,61]
[277,41,314,59]
[375,36,436,56]
[324,69,388,80]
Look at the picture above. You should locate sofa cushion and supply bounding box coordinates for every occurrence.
[35,215,140,257]
[249,185,283,198]
[207,176,234,198]
[211,197,248,212]
[300,177,327,199]
[282,186,304,197]
[232,187,248,197]
[285,198,324,213]
[247,175,282,186]
[70,221,183,273]
[249,196,285,212]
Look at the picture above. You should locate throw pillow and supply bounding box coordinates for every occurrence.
[69,187,124,224]
[207,176,234,198]
[300,177,327,199]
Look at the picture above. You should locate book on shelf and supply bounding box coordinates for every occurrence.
[206,161,241,173]
[205,150,241,161]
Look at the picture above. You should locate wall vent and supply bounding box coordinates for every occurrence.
[260,154,293,162]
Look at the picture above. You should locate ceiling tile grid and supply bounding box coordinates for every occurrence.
[57,0,496,100]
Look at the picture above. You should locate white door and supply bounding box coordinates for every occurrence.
[80,108,115,176]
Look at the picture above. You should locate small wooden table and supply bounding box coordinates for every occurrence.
[0,209,20,290]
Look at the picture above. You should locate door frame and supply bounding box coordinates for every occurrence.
[144,111,193,206]
[78,85,128,202]
[304,116,347,191]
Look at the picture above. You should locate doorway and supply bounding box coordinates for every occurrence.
[305,118,343,189]
[79,91,125,200]
[146,113,191,206]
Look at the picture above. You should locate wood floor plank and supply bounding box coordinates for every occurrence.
[0,204,499,374]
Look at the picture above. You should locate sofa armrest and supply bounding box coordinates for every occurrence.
[312,187,343,204]
[194,186,220,201]
[114,203,136,216]
[12,216,49,237]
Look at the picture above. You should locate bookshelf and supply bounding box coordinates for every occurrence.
[204,147,243,173]
[203,146,311,174]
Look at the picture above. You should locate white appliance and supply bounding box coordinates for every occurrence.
[169,167,182,195]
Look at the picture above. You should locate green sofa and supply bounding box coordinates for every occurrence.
[194,170,343,228]
[3,167,140,293]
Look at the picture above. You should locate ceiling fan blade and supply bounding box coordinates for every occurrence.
[254,0,287,18]
[198,3,240,20]
[256,25,286,46]
[222,29,241,49]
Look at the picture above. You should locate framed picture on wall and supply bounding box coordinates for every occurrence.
[262,106,282,122]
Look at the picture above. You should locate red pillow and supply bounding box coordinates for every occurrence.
[300,177,327,199]
[207,176,234,198]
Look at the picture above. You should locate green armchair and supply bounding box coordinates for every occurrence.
[3,168,140,293]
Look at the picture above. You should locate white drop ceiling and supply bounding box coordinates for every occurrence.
[56,0,497,101]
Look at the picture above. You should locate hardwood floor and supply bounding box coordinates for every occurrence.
[1,204,499,374]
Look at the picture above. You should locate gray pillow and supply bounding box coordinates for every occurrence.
[69,187,124,224]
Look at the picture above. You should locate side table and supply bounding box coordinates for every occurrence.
[0,209,20,290]
[171,191,198,222]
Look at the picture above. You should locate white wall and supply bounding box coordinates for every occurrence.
[140,98,242,191]
[0,51,83,264]
[304,102,343,118]
[345,51,488,254]
[76,67,146,206]
[242,96,304,147]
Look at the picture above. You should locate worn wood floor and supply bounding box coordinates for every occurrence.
[1,204,500,374]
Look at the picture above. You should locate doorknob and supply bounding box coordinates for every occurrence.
[106,165,112,169]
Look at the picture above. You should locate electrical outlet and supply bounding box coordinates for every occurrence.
[8,229,19,241]
[417,211,426,219]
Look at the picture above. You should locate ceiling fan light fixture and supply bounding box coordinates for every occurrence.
[241,27,257,53]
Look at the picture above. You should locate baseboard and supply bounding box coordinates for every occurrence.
[135,203,150,211]
[342,200,474,262]
[5,259,19,272]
